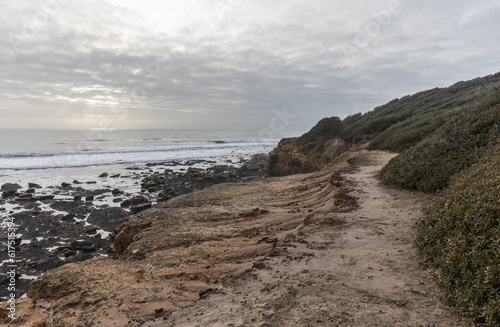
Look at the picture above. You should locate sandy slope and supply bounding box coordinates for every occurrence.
[1,150,474,326]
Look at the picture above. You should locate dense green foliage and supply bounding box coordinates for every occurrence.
[416,143,500,325]
[298,116,344,150]
[380,91,500,192]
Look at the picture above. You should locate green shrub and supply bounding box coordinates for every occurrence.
[342,113,363,126]
[298,116,344,150]
[417,143,500,325]
[381,92,500,192]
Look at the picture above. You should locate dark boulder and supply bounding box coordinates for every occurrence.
[69,240,95,253]
[120,199,131,208]
[87,207,128,231]
[17,194,33,201]
[130,202,152,214]
[28,183,42,189]
[36,194,55,201]
[1,183,22,192]
[128,195,149,205]
[36,257,64,272]
[2,190,19,197]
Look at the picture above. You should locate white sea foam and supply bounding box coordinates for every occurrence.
[0,141,277,170]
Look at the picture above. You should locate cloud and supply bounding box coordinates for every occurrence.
[1,0,499,130]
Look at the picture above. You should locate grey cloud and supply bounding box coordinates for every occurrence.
[1,0,499,130]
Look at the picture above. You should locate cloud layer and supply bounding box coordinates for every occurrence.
[1,0,499,130]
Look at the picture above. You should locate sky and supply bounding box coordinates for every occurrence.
[1,0,499,131]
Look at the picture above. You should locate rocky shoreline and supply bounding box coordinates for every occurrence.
[0,154,268,300]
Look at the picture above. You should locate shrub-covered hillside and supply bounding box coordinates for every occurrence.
[380,91,500,192]
[342,72,500,152]
[416,143,500,325]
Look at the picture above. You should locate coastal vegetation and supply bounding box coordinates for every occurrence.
[417,143,500,325]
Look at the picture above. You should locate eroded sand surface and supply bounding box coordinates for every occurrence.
[156,150,473,327]
[1,150,473,326]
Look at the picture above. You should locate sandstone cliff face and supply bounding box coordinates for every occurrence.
[267,137,351,176]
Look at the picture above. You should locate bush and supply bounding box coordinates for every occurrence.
[298,116,344,150]
[381,92,500,192]
[417,143,500,325]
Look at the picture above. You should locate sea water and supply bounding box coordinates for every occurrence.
[0,128,299,190]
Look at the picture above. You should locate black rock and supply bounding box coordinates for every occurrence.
[36,195,55,201]
[110,174,121,178]
[99,173,109,178]
[120,199,131,208]
[61,214,75,221]
[2,190,19,197]
[85,226,98,235]
[25,188,36,194]
[28,183,42,189]
[128,195,149,205]
[69,240,95,252]
[112,189,122,196]
[85,195,94,202]
[17,194,33,201]
[1,183,22,192]
[130,202,152,214]
[87,207,128,231]
[50,201,89,216]
[73,195,82,201]
[36,257,64,272]
[61,182,71,187]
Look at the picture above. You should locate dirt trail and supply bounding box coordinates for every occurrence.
[157,150,473,327]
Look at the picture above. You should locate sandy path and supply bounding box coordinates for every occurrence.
[158,151,473,327]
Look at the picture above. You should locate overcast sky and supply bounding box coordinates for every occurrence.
[1,0,499,131]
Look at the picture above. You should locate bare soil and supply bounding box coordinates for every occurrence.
[1,150,475,326]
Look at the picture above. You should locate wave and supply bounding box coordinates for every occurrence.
[0,141,275,159]
[0,141,278,171]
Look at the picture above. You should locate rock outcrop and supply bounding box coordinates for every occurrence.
[267,137,350,176]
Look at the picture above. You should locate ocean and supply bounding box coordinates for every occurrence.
[0,128,299,191]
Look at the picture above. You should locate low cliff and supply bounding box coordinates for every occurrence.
[267,116,351,176]
[267,137,350,176]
